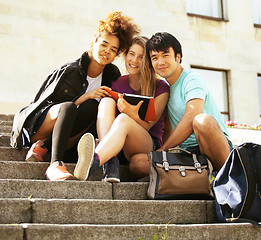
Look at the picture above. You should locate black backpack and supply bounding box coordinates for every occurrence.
[213,142,261,226]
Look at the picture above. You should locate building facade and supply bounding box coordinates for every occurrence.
[1,0,261,125]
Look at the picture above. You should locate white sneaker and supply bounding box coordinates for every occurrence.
[74,133,95,180]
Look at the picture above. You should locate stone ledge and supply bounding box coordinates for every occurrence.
[0,114,14,121]
[0,198,215,225]
[0,161,137,182]
[0,224,23,240]
[1,223,260,240]
[0,179,113,200]
[227,128,261,146]
[0,179,149,200]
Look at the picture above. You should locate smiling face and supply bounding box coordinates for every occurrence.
[125,43,144,76]
[92,33,120,66]
[149,47,181,84]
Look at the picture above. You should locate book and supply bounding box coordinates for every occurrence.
[106,89,157,121]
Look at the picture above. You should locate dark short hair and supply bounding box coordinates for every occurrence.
[146,32,183,63]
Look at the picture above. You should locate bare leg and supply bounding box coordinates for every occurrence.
[31,100,97,151]
[193,113,230,171]
[129,153,150,178]
[97,97,117,141]
[31,104,62,143]
[95,113,153,166]
[30,102,79,163]
[67,128,89,149]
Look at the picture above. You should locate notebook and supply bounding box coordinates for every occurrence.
[106,89,157,121]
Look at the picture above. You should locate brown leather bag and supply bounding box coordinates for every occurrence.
[147,148,213,200]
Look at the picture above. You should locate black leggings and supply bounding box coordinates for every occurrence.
[46,100,98,163]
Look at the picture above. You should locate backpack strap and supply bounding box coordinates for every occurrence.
[235,144,256,217]
[227,217,261,228]
[253,144,261,195]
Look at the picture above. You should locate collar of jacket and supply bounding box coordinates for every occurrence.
[78,51,91,79]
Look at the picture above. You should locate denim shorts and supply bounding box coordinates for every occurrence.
[152,136,161,150]
[32,106,52,135]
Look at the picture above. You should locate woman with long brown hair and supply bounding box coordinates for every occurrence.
[73,36,170,182]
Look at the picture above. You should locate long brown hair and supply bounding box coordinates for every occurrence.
[125,36,157,96]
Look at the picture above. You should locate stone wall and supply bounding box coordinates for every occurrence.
[1,0,261,124]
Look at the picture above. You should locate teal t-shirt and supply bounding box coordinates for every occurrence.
[167,68,229,150]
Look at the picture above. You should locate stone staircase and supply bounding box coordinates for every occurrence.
[0,114,260,240]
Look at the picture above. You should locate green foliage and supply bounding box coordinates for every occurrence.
[139,223,168,240]
[152,234,158,240]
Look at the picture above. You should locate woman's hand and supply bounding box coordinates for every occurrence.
[74,86,112,106]
[87,86,112,100]
[117,94,143,119]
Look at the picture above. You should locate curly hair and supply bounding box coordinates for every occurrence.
[96,11,140,55]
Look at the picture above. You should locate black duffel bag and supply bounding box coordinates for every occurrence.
[213,142,261,226]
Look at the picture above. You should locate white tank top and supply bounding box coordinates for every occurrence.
[86,72,103,101]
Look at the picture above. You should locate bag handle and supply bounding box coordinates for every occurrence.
[236,144,257,218]
[253,144,261,195]
[226,217,261,228]
[163,149,202,174]
[167,147,192,155]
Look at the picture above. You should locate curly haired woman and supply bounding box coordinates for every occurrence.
[11,11,140,181]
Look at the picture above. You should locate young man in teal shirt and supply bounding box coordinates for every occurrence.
[146,32,232,170]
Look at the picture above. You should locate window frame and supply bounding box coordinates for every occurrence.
[253,0,261,27]
[186,0,228,22]
[254,23,261,28]
[190,65,230,120]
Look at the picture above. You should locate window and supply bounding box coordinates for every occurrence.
[191,67,229,121]
[187,0,224,20]
[257,75,261,120]
[253,0,261,26]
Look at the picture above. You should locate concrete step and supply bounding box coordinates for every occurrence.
[0,223,260,240]
[0,134,10,146]
[0,179,148,200]
[0,161,71,180]
[0,161,138,182]
[0,147,28,161]
[0,120,12,126]
[0,114,14,121]
[0,198,216,225]
[1,114,260,240]
[0,125,12,133]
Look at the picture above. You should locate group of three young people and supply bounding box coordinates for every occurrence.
[11,11,232,182]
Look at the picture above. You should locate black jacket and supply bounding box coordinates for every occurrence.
[11,52,120,149]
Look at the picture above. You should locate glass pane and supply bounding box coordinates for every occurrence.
[222,113,229,122]
[191,68,228,117]
[187,0,222,18]
[253,0,261,24]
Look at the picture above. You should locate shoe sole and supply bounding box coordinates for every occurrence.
[103,177,120,183]
[45,174,74,181]
[74,133,95,180]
